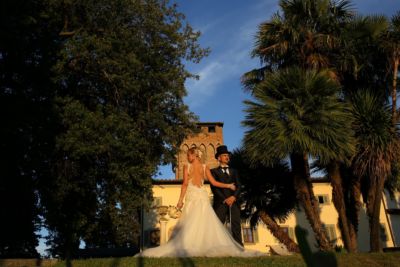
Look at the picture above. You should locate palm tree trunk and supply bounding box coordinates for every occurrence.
[327,162,354,252]
[347,176,362,252]
[258,211,300,253]
[290,153,332,251]
[367,176,386,252]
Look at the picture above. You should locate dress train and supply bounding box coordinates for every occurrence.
[136,183,264,257]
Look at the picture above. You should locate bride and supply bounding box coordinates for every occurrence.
[136,147,263,257]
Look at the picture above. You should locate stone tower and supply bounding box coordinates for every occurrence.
[175,122,224,180]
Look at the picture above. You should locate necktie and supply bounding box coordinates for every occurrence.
[221,167,228,173]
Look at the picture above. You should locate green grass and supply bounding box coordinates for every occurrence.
[2,253,398,267]
[48,252,400,267]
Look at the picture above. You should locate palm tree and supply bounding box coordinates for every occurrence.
[243,67,355,251]
[243,10,357,244]
[331,14,392,253]
[337,14,389,92]
[382,11,400,124]
[332,15,394,252]
[229,148,300,253]
[250,0,353,72]
[350,90,399,252]
[242,0,353,93]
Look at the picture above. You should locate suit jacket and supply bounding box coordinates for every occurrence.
[210,166,241,208]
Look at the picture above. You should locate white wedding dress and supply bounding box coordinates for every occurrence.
[136,164,263,258]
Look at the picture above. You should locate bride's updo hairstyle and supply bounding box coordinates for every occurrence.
[188,147,203,159]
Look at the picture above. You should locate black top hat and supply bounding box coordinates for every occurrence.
[215,145,231,159]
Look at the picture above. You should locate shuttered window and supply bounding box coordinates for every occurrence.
[242,226,258,243]
[276,226,295,242]
[323,224,337,244]
[316,195,330,205]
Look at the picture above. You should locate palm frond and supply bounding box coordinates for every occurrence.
[229,148,296,226]
[243,67,355,166]
[350,89,400,180]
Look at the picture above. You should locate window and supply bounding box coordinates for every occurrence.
[152,197,162,208]
[208,126,216,133]
[317,195,330,205]
[280,226,295,241]
[242,227,258,243]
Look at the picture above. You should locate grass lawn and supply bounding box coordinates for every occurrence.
[2,252,399,267]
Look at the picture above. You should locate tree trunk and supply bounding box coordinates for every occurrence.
[65,236,73,267]
[367,176,386,252]
[327,162,355,252]
[290,153,332,251]
[258,211,300,253]
[347,176,361,252]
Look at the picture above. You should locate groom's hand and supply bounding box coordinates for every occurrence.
[224,196,236,207]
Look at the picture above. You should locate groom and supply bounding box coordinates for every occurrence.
[210,145,243,246]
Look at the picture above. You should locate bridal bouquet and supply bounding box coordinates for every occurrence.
[168,205,182,219]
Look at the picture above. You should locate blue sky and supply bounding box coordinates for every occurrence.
[155,0,400,179]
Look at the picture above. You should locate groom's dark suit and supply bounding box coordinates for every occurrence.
[210,166,243,246]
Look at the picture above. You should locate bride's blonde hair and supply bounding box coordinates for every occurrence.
[188,147,203,159]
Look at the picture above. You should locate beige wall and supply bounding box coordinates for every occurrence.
[382,190,400,247]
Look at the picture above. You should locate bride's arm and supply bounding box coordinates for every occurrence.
[177,164,189,209]
[205,166,236,191]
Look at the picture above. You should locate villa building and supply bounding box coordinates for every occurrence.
[142,122,400,254]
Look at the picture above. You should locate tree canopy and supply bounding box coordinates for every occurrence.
[1,0,208,258]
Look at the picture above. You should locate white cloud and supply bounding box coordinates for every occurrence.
[185,51,249,108]
[184,2,279,108]
[185,61,224,106]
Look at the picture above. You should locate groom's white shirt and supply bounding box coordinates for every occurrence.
[220,164,230,175]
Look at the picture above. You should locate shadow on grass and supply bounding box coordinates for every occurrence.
[178,257,195,267]
[295,226,337,267]
[135,256,194,267]
[136,256,144,267]
[62,256,122,267]
[109,257,121,267]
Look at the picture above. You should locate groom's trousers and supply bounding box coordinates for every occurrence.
[214,202,243,246]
